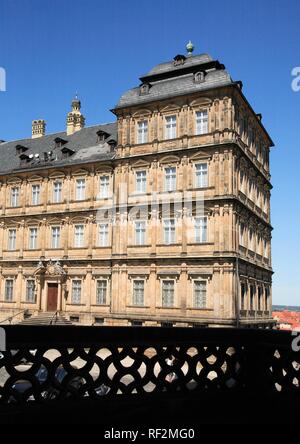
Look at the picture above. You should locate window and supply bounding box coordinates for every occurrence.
[10,187,19,207]
[32,184,40,206]
[5,279,14,302]
[194,281,207,308]
[195,217,208,243]
[53,181,62,203]
[249,230,254,251]
[96,280,107,305]
[165,115,177,139]
[162,280,174,307]
[72,280,81,304]
[51,227,60,249]
[240,223,245,247]
[26,280,35,303]
[29,227,38,250]
[250,286,255,311]
[164,167,176,191]
[100,175,110,198]
[265,288,269,311]
[76,178,85,201]
[195,163,208,188]
[136,170,147,193]
[196,110,208,135]
[98,223,109,247]
[133,280,144,306]
[258,287,262,311]
[8,229,16,251]
[94,317,104,325]
[241,283,246,310]
[163,219,176,244]
[75,224,84,247]
[137,121,148,144]
[135,221,146,245]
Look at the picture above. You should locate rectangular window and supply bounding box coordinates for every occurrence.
[163,219,176,244]
[8,229,16,251]
[241,283,246,310]
[51,226,60,249]
[135,221,146,245]
[195,217,208,243]
[75,224,84,247]
[195,163,208,188]
[53,181,62,203]
[164,167,176,191]
[240,223,245,247]
[133,280,144,306]
[196,110,208,135]
[26,280,35,303]
[10,187,20,207]
[76,178,86,201]
[162,280,174,307]
[98,223,109,247]
[29,227,38,250]
[32,184,40,206]
[100,176,110,198]
[165,115,177,139]
[5,279,14,302]
[72,280,81,304]
[136,170,147,193]
[194,281,207,308]
[96,280,107,305]
[137,121,148,144]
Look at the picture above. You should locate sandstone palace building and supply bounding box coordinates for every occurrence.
[0,44,274,327]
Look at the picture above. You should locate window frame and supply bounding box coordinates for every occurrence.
[165,115,177,140]
[195,110,208,135]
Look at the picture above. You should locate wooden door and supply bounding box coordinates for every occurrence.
[47,283,58,312]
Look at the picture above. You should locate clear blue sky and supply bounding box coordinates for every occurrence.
[0,0,299,305]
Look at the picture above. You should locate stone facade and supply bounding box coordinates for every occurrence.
[0,49,274,327]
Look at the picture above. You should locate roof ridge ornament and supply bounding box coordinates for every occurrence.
[186,40,194,56]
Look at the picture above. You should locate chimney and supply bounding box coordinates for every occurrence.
[66,95,85,136]
[32,119,46,138]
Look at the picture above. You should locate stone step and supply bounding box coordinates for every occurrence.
[19,312,73,326]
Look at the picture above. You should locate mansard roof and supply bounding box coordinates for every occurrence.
[115,53,233,109]
[0,122,117,175]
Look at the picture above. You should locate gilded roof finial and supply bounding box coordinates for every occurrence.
[186,40,194,56]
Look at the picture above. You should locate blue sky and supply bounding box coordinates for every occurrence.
[0,0,299,305]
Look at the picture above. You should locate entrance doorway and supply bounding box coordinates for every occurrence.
[47,283,58,311]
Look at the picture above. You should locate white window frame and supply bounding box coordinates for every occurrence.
[76,178,86,201]
[29,227,38,250]
[74,224,85,248]
[10,187,20,207]
[195,217,208,243]
[72,280,82,304]
[162,279,175,307]
[164,167,176,192]
[98,223,109,247]
[51,226,61,249]
[135,220,146,245]
[5,279,14,302]
[32,184,40,206]
[133,279,145,306]
[135,170,147,193]
[163,219,176,244]
[96,279,108,305]
[193,280,207,308]
[8,228,16,251]
[195,110,208,135]
[53,181,62,203]
[26,279,35,303]
[99,175,110,198]
[165,115,177,139]
[195,163,208,188]
[137,120,148,144]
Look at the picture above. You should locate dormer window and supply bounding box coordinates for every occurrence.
[173,54,186,66]
[54,137,67,148]
[61,147,75,159]
[194,71,205,83]
[97,130,109,143]
[139,83,151,96]
[15,144,28,155]
[107,139,117,150]
[19,153,30,166]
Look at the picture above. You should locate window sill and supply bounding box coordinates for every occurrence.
[128,244,151,248]
[66,303,86,306]
[187,242,213,246]
[90,304,110,307]
[0,300,15,304]
[127,305,150,309]
[187,307,213,311]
